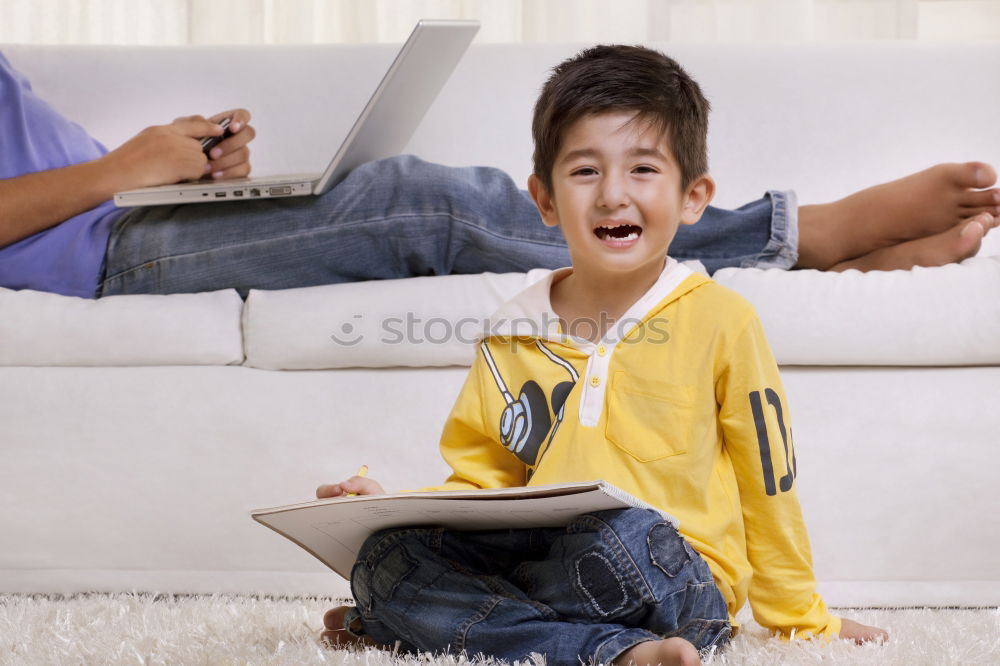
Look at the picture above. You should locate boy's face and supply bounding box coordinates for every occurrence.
[529,111,714,283]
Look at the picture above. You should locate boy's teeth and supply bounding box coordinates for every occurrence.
[596,224,640,241]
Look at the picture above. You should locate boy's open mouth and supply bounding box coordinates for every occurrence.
[595,223,642,242]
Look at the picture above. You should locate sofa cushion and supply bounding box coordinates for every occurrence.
[244,257,1000,369]
[243,270,553,370]
[243,261,710,370]
[713,255,1000,366]
[0,288,245,366]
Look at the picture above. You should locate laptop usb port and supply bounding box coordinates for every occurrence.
[268,186,293,196]
[215,191,227,198]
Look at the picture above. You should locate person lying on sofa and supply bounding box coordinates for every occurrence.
[0,50,997,299]
[313,45,888,665]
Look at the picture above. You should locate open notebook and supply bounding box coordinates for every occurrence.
[252,480,677,580]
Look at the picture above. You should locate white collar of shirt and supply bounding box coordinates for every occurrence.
[486,257,694,351]
[485,258,696,427]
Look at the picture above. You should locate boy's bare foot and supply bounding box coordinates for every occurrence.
[797,161,1000,270]
[318,605,379,649]
[838,618,889,644]
[831,213,995,272]
[614,637,702,666]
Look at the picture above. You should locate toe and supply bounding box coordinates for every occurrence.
[968,211,996,231]
[957,218,986,257]
[319,626,358,647]
[935,161,997,189]
[958,187,1000,213]
[319,629,341,647]
[956,161,998,189]
[319,627,380,650]
[961,186,1000,204]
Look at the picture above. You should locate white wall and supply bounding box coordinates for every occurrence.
[2,0,999,45]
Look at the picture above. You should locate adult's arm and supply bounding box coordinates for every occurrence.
[0,159,122,248]
[0,110,254,249]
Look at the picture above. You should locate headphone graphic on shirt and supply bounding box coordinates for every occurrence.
[480,341,578,466]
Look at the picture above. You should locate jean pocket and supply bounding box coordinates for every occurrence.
[606,373,693,462]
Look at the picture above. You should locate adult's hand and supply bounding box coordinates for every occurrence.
[203,109,255,180]
[0,109,257,249]
[99,112,254,191]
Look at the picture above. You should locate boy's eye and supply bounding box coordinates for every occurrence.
[571,167,598,176]
[633,165,659,174]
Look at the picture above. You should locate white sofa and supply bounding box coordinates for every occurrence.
[2,42,999,608]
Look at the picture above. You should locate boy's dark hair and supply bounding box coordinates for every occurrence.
[532,44,710,193]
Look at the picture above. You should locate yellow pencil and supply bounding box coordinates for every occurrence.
[346,465,368,497]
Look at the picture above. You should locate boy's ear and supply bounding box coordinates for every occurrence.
[528,174,560,228]
[680,174,716,226]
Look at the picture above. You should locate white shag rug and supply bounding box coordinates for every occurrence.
[1,594,997,666]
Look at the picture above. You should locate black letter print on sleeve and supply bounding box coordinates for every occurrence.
[748,389,796,496]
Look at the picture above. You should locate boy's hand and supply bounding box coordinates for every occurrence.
[838,618,889,644]
[316,475,386,498]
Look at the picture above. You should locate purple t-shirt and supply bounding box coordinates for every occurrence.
[0,52,126,297]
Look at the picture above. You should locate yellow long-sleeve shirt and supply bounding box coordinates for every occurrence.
[427,260,840,639]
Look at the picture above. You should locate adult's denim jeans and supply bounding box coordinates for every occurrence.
[344,508,731,664]
[100,156,796,297]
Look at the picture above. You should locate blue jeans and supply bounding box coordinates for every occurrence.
[99,155,797,297]
[344,508,731,664]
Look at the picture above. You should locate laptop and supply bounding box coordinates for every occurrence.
[113,19,480,207]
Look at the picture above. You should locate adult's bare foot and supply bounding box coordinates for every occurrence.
[797,161,1000,269]
[831,213,995,272]
[614,637,702,666]
[318,605,379,649]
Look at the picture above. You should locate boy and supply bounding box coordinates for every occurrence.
[316,45,887,665]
